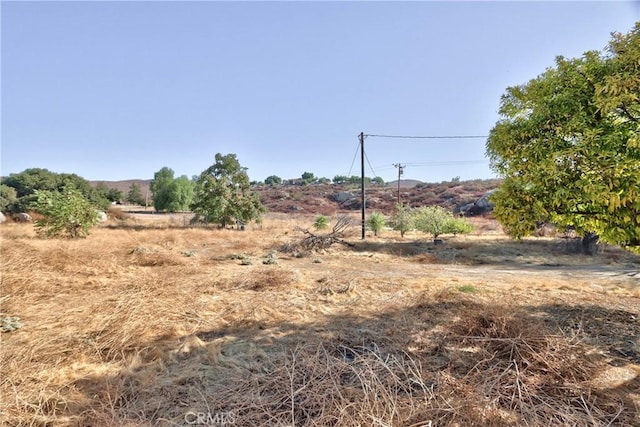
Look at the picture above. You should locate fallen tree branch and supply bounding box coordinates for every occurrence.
[295,215,356,251]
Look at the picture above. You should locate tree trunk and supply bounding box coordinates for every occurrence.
[581,232,599,255]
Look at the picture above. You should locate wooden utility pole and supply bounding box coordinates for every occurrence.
[393,163,405,204]
[360,132,366,240]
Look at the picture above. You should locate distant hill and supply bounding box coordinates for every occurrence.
[255,178,502,215]
[91,178,501,215]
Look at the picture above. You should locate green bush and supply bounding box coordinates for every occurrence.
[413,206,453,240]
[444,217,474,236]
[314,215,329,230]
[390,204,414,238]
[366,211,386,236]
[0,184,17,212]
[33,187,99,238]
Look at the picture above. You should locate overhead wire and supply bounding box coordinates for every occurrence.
[344,133,489,180]
[373,160,488,172]
[364,150,378,178]
[365,134,488,139]
[346,140,361,177]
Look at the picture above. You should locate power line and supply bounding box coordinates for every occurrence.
[355,130,489,241]
[364,150,378,178]
[373,160,488,172]
[365,134,488,139]
[404,160,488,166]
[347,140,361,177]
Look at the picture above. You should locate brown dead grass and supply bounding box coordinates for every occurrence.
[1,216,639,426]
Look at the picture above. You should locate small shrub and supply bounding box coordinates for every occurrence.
[33,187,100,238]
[389,204,413,238]
[366,211,385,236]
[0,316,24,333]
[107,207,131,221]
[457,284,478,293]
[445,217,474,236]
[263,251,278,265]
[413,206,453,241]
[314,215,329,230]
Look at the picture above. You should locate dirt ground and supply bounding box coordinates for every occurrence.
[1,214,639,426]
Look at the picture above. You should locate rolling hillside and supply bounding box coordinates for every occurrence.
[92,178,501,215]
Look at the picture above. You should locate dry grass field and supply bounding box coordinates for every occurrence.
[1,214,639,426]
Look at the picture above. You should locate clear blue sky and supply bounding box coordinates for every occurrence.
[2,1,638,184]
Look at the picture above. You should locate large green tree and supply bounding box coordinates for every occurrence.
[127,183,146,206]
[94,182,122,203]
[191,153,265,228]
[150,167,176,211]
[264,175,282,186]
[166,175,195,212]
[150,168,194,212]
[486,24,640,253]
[0,185,18,212]
[1,168,109,212]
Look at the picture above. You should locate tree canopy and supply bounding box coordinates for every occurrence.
[191,153,265,228]
[1,168,109,212]
[486,24,640,252]
[127,183,146,206]
[150,167,194,212]
[265,175,282,186]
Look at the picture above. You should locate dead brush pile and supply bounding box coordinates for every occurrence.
[439,308,626,426]
[74,302,633,427]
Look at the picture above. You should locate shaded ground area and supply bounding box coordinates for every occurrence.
[65,295,640,426]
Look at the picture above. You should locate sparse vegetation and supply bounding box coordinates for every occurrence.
[456,284,477,293]
[0,215,639,426]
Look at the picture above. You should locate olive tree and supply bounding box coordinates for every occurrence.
[413,206,453,242]
[389,203,414,238]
